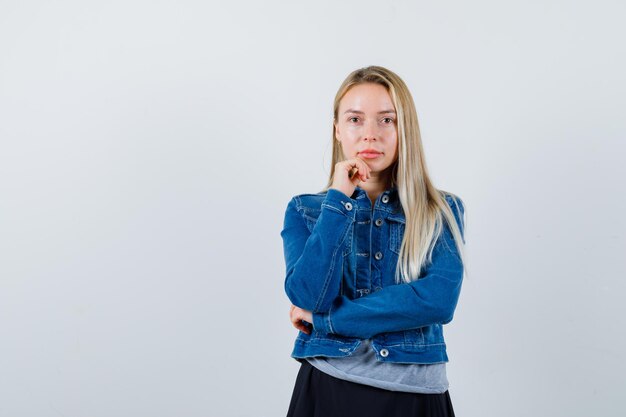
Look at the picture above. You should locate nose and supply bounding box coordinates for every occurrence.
[363,119,378,141]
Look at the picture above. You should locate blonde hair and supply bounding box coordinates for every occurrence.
[322,65,467,284]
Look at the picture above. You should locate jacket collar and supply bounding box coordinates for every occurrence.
[350,185,401,212]
[350,184,398,198]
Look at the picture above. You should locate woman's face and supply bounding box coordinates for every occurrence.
[334,83,399,175]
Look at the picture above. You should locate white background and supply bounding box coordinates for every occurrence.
[1,1,624,416]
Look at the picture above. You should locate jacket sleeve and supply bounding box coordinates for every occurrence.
[281,188,356,313]
[312,197,465,338]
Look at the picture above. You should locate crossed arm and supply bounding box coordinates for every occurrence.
[282,191,465,339]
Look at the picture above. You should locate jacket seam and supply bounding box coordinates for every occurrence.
[327,303,336,334]
[313,221,348,312]
[320,202,348,217]
[312,204,353,312]
[296,339,446,348]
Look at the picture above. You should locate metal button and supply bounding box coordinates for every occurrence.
[381,195,390,203]
[380,349,389,357]
[374,251,383,260]
[344,202,353,211]
[375,218,383,226]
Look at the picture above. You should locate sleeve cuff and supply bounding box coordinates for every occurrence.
[312,311,334,334]
[322,188,356,219]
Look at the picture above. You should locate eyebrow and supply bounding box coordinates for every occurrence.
[343,109,396,115]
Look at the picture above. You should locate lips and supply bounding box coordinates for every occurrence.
[359,150,383,159]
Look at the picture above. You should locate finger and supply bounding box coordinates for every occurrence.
[344,159,368,183]
[290,311,311,330]
[297,321,311,334]
[345,160,363,181]
[352,158,370,181]
[356,157,371,177]
[290,310,302,324]
[348,166,359,180]
[292,319,310,334]
[354,157,371,176]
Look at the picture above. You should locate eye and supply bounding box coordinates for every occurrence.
[382,117,395,124]
[348,117,359,123]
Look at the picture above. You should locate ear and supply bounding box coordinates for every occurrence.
[334,120,341,141]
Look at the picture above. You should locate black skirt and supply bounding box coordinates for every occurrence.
[286,359,456,417]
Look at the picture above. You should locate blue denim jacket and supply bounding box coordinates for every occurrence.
[281,185,465,364]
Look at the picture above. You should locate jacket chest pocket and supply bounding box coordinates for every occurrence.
[303,210,353,257]
[387,214,405,255]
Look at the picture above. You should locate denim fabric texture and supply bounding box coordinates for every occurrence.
[281,185,465,364]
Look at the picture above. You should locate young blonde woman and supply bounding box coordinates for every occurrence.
[281,66,466,417]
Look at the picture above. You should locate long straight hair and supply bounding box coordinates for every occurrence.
[322,66,467,283]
